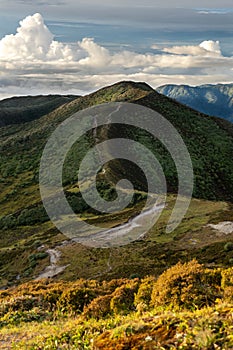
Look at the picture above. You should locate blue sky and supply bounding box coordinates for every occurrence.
[0,1,233,99]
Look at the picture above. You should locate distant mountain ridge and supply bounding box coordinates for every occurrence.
[0,95,78,127]
[156,83,233,122]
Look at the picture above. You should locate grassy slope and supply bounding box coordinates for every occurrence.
[0,81,232,288]
[2,305,233,349]
[0,95,78,127]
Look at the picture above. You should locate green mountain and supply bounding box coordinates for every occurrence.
[1,81,233,348]
[156,83,233,122]
[0,94,78,127]
[0,80,233,290]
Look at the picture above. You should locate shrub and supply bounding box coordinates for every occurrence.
[101,278,130,293]
[223,286,233,303]
[83,294,112,319]
[43,286,64,310]
[134,276,156,310]
[224,242,233,252]
[220,266,233,304]
[221,267,233,288]
[110,280,139,315]
[151,260,221,310]
[0,296,39,315]
[57,287,98,313]
[35,252,49,260]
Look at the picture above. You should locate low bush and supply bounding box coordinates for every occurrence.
[83,294,112,319]
[151,260,221,310]
[134,276,156,311]
[110,280,139,314]
[57,287,98,313]
[221,267,233,303]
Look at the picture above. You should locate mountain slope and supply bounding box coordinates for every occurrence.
[156,83,233,122]
[0,81,233,287]
[0,94,78,127]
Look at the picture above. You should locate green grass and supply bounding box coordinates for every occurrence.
[1,306,232,349]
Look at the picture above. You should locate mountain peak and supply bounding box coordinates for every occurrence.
[156,83,233,122]
[110,80,154,92]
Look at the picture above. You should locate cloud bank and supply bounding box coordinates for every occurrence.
[195,8,233,14]
[0,13,233,100]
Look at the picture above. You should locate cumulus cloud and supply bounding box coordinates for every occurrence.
[162,40,222,57]
[0,13,82,62]
[78,38,111,67]
[0,13,233,100]
[0,13,53,60]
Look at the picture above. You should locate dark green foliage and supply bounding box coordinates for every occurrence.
[1,80,233,221]
[1,81,233,289]
[28,252,48,261]
[0,95,78,127]
[67,194,89,213]
[137,91,233,201]
[0,205,49,229]
[224,242,233,252]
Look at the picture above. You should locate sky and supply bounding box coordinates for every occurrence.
[0,1,233,99]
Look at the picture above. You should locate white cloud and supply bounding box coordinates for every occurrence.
[0,13,53,60]
[162,40,222,57]
[78,38,111,67]
[199,40,222,55]
[195,8,233,14]
[0,13,233,100]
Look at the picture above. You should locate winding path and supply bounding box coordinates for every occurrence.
[74,202,165,247]
[35,242,70,280]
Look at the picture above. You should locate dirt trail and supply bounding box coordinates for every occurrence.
[35,241,70,280]
[76,202,165,247]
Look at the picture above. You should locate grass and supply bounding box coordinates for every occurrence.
[50,196,233,282]
[2,308,231,349]
[0,193,232,286]
[0,261,233,349]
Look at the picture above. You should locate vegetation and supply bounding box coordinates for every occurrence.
[0,81,233,348]
[150,260,221,310]
[0,261,233,348]
[0,94,78,126]
[0,81,233,288]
